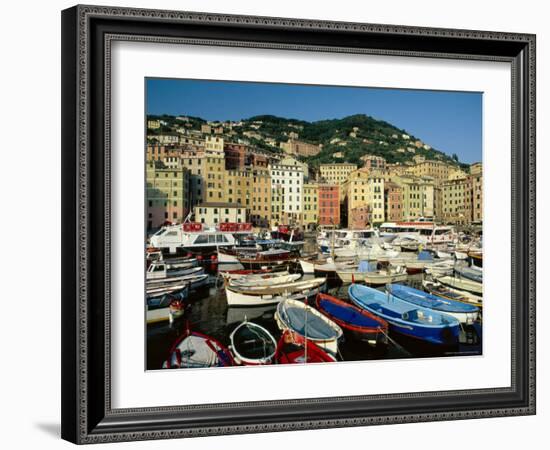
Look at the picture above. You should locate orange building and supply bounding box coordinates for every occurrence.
[318,184,340,226]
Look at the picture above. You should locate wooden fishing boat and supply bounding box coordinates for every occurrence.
[348,284,460,346]
[337,262,407,285]
[454,265,483,283]
[162,329,235,368]
[315,293,388,345]
[146,284,189,309]
[237,248,297,269]
[299,255,356,276]
[422,280,483,308]
[225,278,327,307]
[424,259,456,277]
[149,272,209,291]
[219,268,282,280]
[229,321,277,365]
[468,250,483,268]
[275,298,343,355]
[146,299,186,325]
[146,264,204,281]
[229,273,302,288]
[275,330,337,364]
[388,284,480,324]
[147,266,204,283]
[436,275,482,295]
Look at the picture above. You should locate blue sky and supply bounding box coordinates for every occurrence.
[146,78,482,164]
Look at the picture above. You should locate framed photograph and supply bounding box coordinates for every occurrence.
[61,5,536,444]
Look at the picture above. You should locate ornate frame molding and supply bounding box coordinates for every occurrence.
[62,5,536,444]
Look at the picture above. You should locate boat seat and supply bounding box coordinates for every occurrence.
[402,309,418,321]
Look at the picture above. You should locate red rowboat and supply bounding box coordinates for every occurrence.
[274,330,336,364]
[315,293,389,345]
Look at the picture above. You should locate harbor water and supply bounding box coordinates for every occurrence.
[146,236,482,370]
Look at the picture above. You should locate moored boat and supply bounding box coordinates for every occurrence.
[146,262,203,281]
[387,284,480,324]
[422,280,483,308]
[275,298,343,355]
[225,278,327,307]
[146,299,187,324]
[229,273,302,288]
[348,284,460,346]
[275,330,337,364]
[436,275,483,295]
[337,262,407,285]
[162,329,235,368]
[237,248,297,269]
[219,268,283,280]
[454,265,483,283]
[299,255,356,278]
[146,266,204,285]
[315,293,388,345]
[146,284,189,309]
[229,321,277,365]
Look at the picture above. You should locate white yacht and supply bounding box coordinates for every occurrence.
[149,222,255,254]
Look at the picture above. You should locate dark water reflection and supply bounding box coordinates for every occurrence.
[146,257,482,370]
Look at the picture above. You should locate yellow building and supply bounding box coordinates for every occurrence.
[448,167,469,180]
[319,163,357,185]
[344,170,385,227]
[470,163,483,223]
[392,175,434,221]
[147,119,161,130]
[302,183,319,230]
[250,170,272,228]
[194,202,246,225]
[205,154,226,203]
[205,136,224,154]
[441,177,473,224]
[407,160,453,182]
[470,162,483,176]
[146,161,189,230]
[270,185,284,227]
[225,170,252,210]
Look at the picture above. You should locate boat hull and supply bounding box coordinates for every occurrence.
[315,294,388,346]
[229,322,277,365]
[436,276,483,295]
[274,299,343,356]
[337,270,407,285]
[348,284,460,346]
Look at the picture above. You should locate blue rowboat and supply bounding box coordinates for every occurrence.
[348,284,460,346]
[387,284,479,324]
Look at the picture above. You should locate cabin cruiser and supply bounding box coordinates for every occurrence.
[379,221,456,245]
[317,228,384,253]
[149,222,255,254]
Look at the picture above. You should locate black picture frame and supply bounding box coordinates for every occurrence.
[61,4,536,444]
